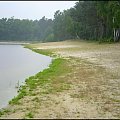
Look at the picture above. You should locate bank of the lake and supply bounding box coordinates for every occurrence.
[0,45,52,110]
[0,40,120,119]
[0,46,72,119]
[0,42,30,45]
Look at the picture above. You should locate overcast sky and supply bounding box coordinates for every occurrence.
[0,1,77,20]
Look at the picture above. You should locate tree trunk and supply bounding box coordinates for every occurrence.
[94,28,97,40]
[113,28,116,42]
[76,33,80,39]
[113,28,120,42]
[101,22,105,39]
[115,29,120,42]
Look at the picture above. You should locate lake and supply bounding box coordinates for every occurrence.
[0,45,52,109]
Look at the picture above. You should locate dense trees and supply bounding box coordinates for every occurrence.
[0,16,53,41]
[69,1,99,40]
[67,1,120,42]
[96,1,120,41]
[0,1,120,42]
[53,10,74,41]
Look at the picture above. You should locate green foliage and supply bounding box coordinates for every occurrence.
[52,1,120,42]
[0,16,53,41]
[53,10,74,41]
[0,1,120,42]
[96,1,120,41]
[45,33,55,42]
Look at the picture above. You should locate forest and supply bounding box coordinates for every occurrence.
[0,1,120,42]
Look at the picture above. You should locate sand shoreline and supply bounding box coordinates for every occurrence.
[0,40,120,119]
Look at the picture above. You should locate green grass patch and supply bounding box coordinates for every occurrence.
[9,85,27,105]
[8,57,71,105]
[24,112,34,118]
[0,109,11,117]
[24,44,55,57]
[98,38,114,44]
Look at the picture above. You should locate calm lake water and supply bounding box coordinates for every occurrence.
[0,45,52,109]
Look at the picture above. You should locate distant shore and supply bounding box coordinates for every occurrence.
[0,42,30,45]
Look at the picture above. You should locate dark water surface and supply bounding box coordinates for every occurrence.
[0,45,52,109]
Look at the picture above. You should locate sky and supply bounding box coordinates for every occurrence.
[0,1,77,20]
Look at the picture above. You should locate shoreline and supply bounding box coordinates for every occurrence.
[0,40,120,119]
[0,45,52,113]
[0,42,30,45]
[0,43,71,118]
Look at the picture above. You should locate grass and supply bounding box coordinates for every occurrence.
[24,112,34,118]
[24,44,55,57]
[8,57,72,105]
[9,86,27,105]
[0,109,10,117]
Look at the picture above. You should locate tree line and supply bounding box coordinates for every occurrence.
[0,1,120,42]
[0,16,53,41]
